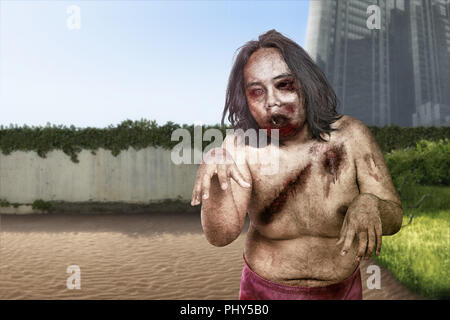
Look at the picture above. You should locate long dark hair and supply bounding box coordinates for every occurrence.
[221,29,342,141]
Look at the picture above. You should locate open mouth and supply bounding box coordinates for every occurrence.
[269,114,289,127]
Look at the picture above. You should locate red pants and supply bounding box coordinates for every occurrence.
[239,255,363,300]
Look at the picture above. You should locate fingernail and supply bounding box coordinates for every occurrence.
[202,193,209,200]
[242,182,251,188]
[341,250,347,256]
[221,183,228,190]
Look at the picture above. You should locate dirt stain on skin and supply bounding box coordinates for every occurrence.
[321,144,347,197]
[364,153,380,182]
[260,163,312,224]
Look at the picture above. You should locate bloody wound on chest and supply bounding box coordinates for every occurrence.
[322,144,346,182]
[260,163,312,224]
[321,144,347,197]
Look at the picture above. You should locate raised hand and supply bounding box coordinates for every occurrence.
[191,147,251,206]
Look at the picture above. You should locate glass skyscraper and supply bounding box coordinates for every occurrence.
[305,0,450,127]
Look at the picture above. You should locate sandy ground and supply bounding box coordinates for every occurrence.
[0,212,422,300]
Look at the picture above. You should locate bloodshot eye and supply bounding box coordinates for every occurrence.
[277,80,295,91]
[250,89,264,97]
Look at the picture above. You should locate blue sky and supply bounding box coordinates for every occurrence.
[0,0,310,128]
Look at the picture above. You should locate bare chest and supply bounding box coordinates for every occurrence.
[246,140,359,238]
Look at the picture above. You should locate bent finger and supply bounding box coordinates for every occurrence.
[341,228,356,256]
[191,174,204,206]
[201,170,214,200]
[375,222,382,256]
[229,164,251,188]
[336,219,348,245]
[366,227,376,259]
[356,231,367,262]
[217,164,228,190]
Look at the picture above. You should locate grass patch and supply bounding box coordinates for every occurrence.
[374,185,450,299]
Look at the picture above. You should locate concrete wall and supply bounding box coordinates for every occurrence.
[0,147,199,204]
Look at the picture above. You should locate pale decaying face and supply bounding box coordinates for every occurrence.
[243,47,306,139]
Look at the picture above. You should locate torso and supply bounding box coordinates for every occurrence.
[243,116,361,286]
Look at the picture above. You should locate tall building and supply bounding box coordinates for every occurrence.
[305,0,450,127]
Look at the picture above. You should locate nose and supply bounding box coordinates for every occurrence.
[266,87,280,109]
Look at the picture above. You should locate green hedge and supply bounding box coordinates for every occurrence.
[368,126,450,153]
[386,139,449,186]
[0,119,449,163]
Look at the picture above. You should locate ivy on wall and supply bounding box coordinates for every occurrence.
[0,119,449,163]
[0,119,225,163]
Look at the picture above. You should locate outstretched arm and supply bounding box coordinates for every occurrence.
[192,133,252,247]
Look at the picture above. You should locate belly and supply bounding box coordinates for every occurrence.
[244,227,360,286]
[244,148,360,285]
[248,191,354,240]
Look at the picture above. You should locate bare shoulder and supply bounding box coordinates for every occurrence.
[332,115,370,136]
[332,116,375,146]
